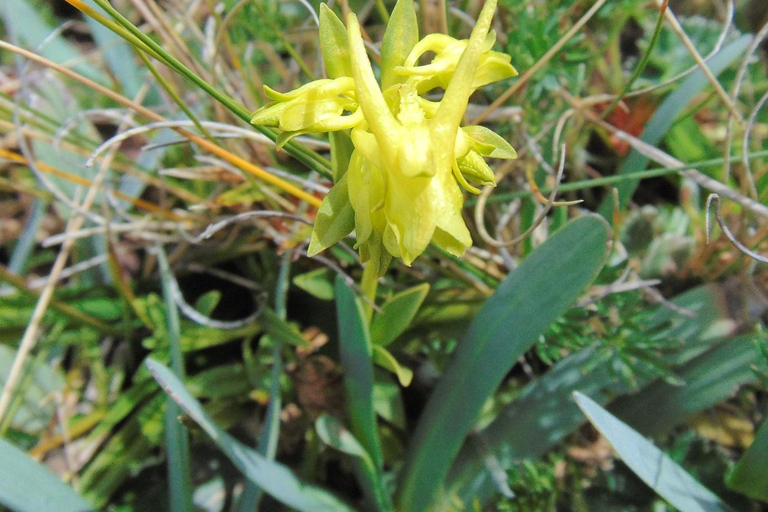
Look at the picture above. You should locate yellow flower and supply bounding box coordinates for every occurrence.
[251,0,517,271]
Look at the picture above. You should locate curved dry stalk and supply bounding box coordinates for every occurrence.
[705,193,768,264]
[148,245,267,330]
[180,210,312,244]
[54,109,142,149]
[474,145,570,248]
[739,88,768,198]
[723,16,768,185]
[85,120,273,166]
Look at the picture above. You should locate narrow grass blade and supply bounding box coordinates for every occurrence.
[396,215,609,512]
[335,276,384,470]
[728,418,768,501]
[0,437,95,512]
[335,276,393,511]
[146,359,357,512]
[157,247,193,512]
[574,392,734,512]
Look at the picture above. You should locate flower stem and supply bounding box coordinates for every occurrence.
[360,262,379,323]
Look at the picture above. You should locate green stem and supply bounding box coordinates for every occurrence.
[360,262,379,323]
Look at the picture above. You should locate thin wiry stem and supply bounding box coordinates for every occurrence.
[475,145,569,248]
[706,194,768,264]
[150,245,267,330]
[739,89,768,199]
[723,16,768,185]
[180,211,312,244]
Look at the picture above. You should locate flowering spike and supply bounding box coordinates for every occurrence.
[250,0,517,268]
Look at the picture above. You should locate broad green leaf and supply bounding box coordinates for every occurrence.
[0,345,64,433]
[380,0,419,88]
[574,392,734,512]
[728,418,768,501]
[396,215,609,512]
[320,4,353,79]
[334,276,384,470]
[146,359,357,512]
[599,35,751,217]
[308,173,355,256]
[294,267,336,300]
[372,345,413,387]
[370,283,429,347]
[0,438,95,512]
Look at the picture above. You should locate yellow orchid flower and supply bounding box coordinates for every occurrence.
[250,0,517,271]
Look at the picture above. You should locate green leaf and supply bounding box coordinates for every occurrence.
[316,415,393,512]
[320,4,353,79]
[574,392,734,512]
[260,308,311,348]
[335,276,384,470]
[308,173,355,256]
[294,268,335,300]
[316,415,374,460]
[146,359,357,512]
[373,373,406,429]
[0,437,95,512]
[370,283,429,347]
[158,247,193,512]
[372,345,413,387]
[444,345,635,507]
[380,0,418,88]
[330,130,355,183]
[728,417,768,501]
[396,215,609,512]
[461,126,518,159]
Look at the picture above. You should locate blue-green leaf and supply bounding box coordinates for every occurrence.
[0,437,95,512]
[574,392,734,512]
